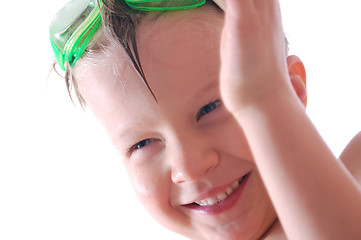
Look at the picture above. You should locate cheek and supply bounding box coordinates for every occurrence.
[125,163,172,216]
[124,164,192,234]
[214,116,254,162]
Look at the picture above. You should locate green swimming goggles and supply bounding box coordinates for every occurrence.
[50,0,226,71]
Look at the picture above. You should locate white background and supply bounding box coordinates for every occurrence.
[1,0,360,239]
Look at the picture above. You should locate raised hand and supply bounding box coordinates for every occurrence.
[220,0,290,114]
[219,1,361,239]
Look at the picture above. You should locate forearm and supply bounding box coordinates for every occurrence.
[234,90,361,239]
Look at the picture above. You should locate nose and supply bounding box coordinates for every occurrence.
[170,133,219,184]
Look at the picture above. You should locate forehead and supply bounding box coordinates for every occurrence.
[77,5,223,134]
[136,5,223,99]
[138,5,223,54]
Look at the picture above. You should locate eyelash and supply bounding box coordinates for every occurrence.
[128,139,156,156]
[197,100,221,121]
[128,100,221,155]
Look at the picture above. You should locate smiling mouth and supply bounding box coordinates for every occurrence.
[192,174,248,207]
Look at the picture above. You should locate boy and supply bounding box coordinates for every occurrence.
[50,0,361,239]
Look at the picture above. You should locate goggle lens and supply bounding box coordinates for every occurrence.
[50,0,101,70]
[50,0,209,70]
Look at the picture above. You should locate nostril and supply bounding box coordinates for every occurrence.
[171,171,186,184]
[169,139,220,183]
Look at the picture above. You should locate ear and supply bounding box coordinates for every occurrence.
[287,55,307,108]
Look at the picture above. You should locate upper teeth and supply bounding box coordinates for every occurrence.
[194,179,241,206]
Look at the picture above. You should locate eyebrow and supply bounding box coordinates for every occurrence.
[194,74,219,100]
[112,126,144,156]
[113,76,219,146]
[113,119,145,140]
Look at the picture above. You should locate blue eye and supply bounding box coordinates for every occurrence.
[127,139,155,156]
[197,100,221,120]
[134,139,154,150]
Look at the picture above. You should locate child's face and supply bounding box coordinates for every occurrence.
[78,5,277,240]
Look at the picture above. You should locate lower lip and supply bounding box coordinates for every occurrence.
[184,173,250,215]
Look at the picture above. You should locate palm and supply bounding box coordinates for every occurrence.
[219,0,289,114]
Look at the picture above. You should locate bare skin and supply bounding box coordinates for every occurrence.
[263,134,361,239]
[339,132,361,185]
[74,0,361,239]
[220,0,361,239]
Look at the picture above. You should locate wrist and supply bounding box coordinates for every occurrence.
[223,76,296,118]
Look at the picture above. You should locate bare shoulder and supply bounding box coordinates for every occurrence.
[339,131,361,184]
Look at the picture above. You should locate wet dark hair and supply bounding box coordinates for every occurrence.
[62,0,287,107]
[62,0,220,107]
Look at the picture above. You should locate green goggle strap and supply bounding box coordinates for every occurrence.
[50,0,212,70]
[124,0,206,11]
